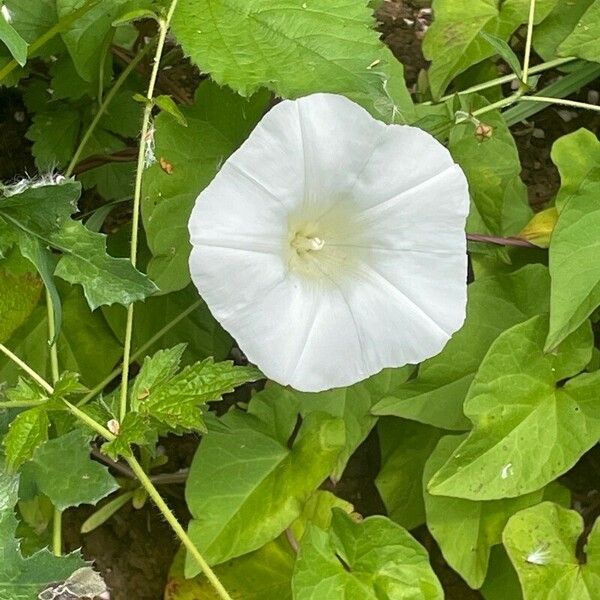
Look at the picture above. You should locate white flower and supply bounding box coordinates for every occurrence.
[188,93,469,392]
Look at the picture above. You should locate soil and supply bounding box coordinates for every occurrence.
[3,1,599,598]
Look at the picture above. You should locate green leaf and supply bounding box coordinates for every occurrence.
[292,509,443,599]
[449,95,532,238]
[0,9,28,66]
[142,79,271,293]
[171,0,413,119]
[27,109,80,169]
[113,8,158,26]
[251,366,411,480]
[375,418,443,530]
[423,0,558,98]
[166,491,351,600]
[546,129,600,349]
[138,357,262,430]
[103,285,232,364]
[503,502,600,599]
[373,265,549,430]
[479,546,523,600]
[0,286,122,388]
[550,128,600,211]
[428,315,600,500]
[155,95,187,126]
[185,396,345,573]
[559,0,600,63]
[2,405,49,472]
[56,0,124,82]
[0,249,43,343]
[21,430,117,511]
[0,458,85,600]
[479,32,522,77]
[0,183,157,310]
[101,412,159,460]
[423,434,547,588]
[533,0,595,61]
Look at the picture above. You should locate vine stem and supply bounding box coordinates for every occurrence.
[0,343,232,600]
[467,233,536,248]
[0,343,53,394]
[0,0,101,83]
[77,299,203,407]
[522,0,537,86]
[420,56,575,106]
[518,95,600,113]
[65,45,150,178]
[46,291,59,384]
[119,0,178,423]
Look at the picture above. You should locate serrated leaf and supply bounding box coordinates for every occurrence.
[21,430,118,511]
[375,418,444,530]
[0,457,85,600]
[251,367,411,480]
[142,79,271,293]
[171,0,413,119]
[52,220,157,309]
[0,9,28,66]
[428,315,600,500]
[3,406,49,472]
[373,265,549,430]
[558,0,600,62]
[139,357,262,430]
[0,183,157,310]
[423,434,548,588]
[101,412,159,460]
[26,109,80,169]
[185,398,345,574]
[423,0,558,99]
[130,344,186,407]
[292,509,443,599]
[155,95,187,126]
[503,502,600,599]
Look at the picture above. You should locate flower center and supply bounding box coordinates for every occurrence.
[291,232,325,254]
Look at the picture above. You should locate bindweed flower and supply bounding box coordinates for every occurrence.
[189,94,469,392]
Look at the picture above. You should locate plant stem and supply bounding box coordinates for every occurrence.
[467,233,537,248]
[421,57,576,106]
[52,509,62,556]
[518,95,600,113]
[65,45,150,178]
[0,0,101,83]
[77,299,203,407]
[46,291,59,384]
[0,343,232,599]
[119,0,179,423]
[126,457,233,600]
[522,0,537,86]
[0,343,54,394]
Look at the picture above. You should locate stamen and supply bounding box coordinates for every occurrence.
[292,233,325,253]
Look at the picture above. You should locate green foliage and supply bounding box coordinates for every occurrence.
[559,0,600,62]
[0,458,85,600]
[103,345,262,458]
[171,0,413,119]
[373,265,550,429]
[292,509,443,599]
[185,389,345,573]
[1,2,600,598]
[428,315,600,500]
[422,0,557,99]
[22,430,118,510]
[503,502,600,599]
